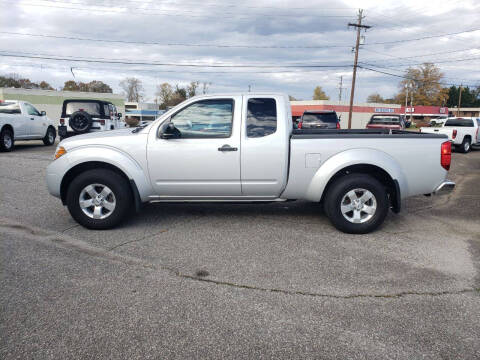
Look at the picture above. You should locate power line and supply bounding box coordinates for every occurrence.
[364,28,480,46]
[0,32,353,49]
[4,0,356,20]
[357,65,478,87]
[0,51,354,68]
[359,56,480,69]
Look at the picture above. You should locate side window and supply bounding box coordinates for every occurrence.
[25,103,41,116]
[104,104,110,117]
[170,99,234,138]
[247,98,277,138]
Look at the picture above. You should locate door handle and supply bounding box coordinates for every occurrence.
[30,117,34,120]
[218,144,238,152]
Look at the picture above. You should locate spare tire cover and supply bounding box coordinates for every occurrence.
[69,110,93,133]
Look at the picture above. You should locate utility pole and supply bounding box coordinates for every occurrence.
[410,87,413,124]
[457,85,463,116]
[347,9,371,129]
[404,83,409,120]
[338,76,344,102]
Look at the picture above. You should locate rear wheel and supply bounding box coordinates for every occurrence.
[458,137,471,153]
[66,169,133,229]
[43,127,56,146]
[324,174,389,234]
[0,128,14,152]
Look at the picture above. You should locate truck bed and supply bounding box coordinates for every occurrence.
[291,129,447,139]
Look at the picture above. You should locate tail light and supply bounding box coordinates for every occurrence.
[99,120,105,125]
[452,129,457,139]
[297,121,302,129]
[60,118,65,125]
[441,141,451,171]
[336,122,341,129]
[476,127,479,140]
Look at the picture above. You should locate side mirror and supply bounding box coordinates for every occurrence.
[41,110,46,116]
[160,122,181,139]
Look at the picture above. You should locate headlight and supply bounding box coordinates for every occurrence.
[54,146,67,160]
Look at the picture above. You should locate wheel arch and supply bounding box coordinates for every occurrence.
[306,148,407,212]
[1,124,14,137]
[60,161,142,212]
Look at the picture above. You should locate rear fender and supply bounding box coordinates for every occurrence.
[305,148,407,202]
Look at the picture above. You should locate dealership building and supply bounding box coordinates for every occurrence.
[0,88,125,125]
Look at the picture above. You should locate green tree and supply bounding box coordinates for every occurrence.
[446,86,480,107]
[313,86,330,100]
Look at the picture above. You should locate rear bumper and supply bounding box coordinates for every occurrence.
[433,180,455,195]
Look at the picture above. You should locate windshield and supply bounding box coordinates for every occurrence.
[65,102,101,116]
[444,118,474,127]
[302,113,338,123]
[369,116,401,125]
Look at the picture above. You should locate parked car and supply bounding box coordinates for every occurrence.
[430,116,448,127]
[46,93,454,234]
[366,114,405,130]
[297,110,340,129]
[58,99,125,140]
[420,117,480,153]
[0,100,56,152]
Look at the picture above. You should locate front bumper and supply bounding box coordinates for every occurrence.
[433,180,455,195]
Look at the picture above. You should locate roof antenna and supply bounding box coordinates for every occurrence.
[70,67,76,79]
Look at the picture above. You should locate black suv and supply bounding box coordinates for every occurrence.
[58,99,123,140]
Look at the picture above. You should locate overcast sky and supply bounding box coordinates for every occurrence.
[0,0,479,102]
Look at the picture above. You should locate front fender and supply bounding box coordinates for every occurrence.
[52,145,153,202]
[305,148,408,202]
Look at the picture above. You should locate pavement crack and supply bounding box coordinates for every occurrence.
[1,217,479,301]
[107,229,168,251]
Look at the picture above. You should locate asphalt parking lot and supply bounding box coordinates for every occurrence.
[1,141,479,359]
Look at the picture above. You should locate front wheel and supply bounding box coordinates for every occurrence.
[0,128,14,152]
[66,169,133,229]
[43,127,56,146]
[323,174,389,234]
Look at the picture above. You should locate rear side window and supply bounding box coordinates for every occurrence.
[247,98,277,138]
[65,102,101,116]
[302,112,338,124]
[0,102,21,114]
[444,118,474,127]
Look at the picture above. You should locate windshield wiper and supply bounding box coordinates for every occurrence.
[132,124,148,133]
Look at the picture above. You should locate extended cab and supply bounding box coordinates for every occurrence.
[46,93,454,234]
[0,100,56,151]
[420,117,480,153]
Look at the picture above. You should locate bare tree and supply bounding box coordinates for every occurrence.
[187,81,199,98]
[155,83,174,109]
[119,77,144,102]
[202,82,211,94]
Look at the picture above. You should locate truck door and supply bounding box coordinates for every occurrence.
[240,95,290,197]
[147,96,242,197]
[477,119,480,144]
[23,102,46,137]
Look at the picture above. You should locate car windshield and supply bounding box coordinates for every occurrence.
[302,113,337,123]
[65,102,101,116]
[0,102,21,114]
[444,118,474,127]
[369,116,401,124]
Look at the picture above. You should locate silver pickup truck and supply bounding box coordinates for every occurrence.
[46,93,454,233]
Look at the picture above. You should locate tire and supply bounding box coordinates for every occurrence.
[323,174,389,234]
[66,169,133,230]
[458,137,471,153]
[43,127,56,146]
[69,111,92,134]
[0,127,14,152]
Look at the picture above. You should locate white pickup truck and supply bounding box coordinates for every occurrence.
[46,93,455,234]
[420,117,480,153]
[0,100,56,151]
